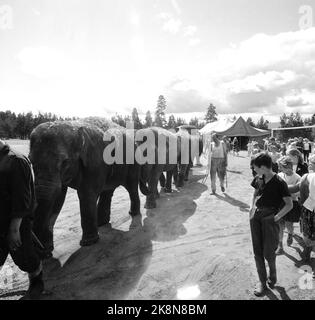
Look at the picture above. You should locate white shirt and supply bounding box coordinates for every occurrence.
[303,143,310,151]
[278,172,301,201]
[211,141,225,158]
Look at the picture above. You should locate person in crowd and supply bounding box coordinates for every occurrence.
[296,137,304,154]
[232,137,239,156]
[263,138,269,151]
[276,156,302,255]
[286,148,308,177]
[210,133,228,195]
[247,140,253,157]
[222,136,231,154]
[280,142,287,156]
[0,140,44,299]
[303,138,312,163]
[267,137,280,152]
[286,138,294,147]
[288,154,315,262]
[250,143,261,177]
[269,145,281,173]
[249,153,293,296]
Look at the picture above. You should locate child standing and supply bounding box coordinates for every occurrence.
[276,156,301,255]
[249,153,293,296]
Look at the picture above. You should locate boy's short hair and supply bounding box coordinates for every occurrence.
[278,156,293,169]
[252,152,272,169]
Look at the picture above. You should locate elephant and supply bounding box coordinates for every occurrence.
[135,127,186,209]
[175,130,204,187]
[29,117,148,258]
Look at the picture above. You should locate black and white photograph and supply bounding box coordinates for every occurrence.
[0,0,315,304]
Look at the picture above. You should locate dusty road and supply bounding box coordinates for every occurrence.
[1,140,314,300]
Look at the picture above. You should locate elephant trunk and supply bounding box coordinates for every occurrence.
[33,178,62,258]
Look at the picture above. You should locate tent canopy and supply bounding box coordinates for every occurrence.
[199,116,270,137]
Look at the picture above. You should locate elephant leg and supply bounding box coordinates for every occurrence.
[97,189,114,227]
[77,188,99,247]
[177,165,187,187]
[125,181,142,229]
[164,170,173,193]
[184,163,192,181]
[144,170,160,209]
[159,172,166,189]
[125,178,141,217]
[173,165,179,185]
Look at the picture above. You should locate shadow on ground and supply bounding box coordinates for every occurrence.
[214,193,250,212]
[41,225,153,300]
[144,180,207,241]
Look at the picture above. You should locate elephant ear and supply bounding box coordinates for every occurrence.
[77,126,103,168]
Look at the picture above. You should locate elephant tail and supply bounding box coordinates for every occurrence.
[139,179,149,196]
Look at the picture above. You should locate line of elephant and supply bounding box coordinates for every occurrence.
[29,117,203,258]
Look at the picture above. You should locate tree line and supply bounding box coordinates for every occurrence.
[111,95,207,130]
[1,96,315,140]
[0,111,77,139]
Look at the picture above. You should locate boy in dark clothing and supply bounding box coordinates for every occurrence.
[249,153,293,296]
[0,140,44,299]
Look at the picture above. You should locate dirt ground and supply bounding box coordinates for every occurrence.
[1,140,314,300]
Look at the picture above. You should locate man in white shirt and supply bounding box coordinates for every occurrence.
[210,134,227,194]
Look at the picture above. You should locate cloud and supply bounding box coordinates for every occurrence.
[31,8,41,16]
[158,13,182,35]
[171,0,181,15]
[130,10,140,27]
[183,25,197,37]
[164,79,213,113]
[16,46,72,79]
[188,38,201,46]
[163,27,315,116]
[130,35,146,65]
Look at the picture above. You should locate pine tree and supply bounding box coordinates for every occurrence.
[175,117,186,127]
[154,95,167,127]
[131,108,142,129]
[167,114,177,130]
[246,117,255,127]
[256,116,269,130]
[189,117,199,128]
[204,103,218,123]
[144,111,153,128]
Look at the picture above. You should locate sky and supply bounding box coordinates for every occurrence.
[0,0,314,123]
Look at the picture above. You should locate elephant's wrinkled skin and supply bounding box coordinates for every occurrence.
[136,127,184,209]
[176,131,204,187]
[29,118,148,257]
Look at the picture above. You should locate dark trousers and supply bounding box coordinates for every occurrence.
[250,208,279,283]
[303,150,310,163]
[0,218,40,274]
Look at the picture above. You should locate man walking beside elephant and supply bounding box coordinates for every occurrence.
[210,134,228,195]
[0,140,44,299]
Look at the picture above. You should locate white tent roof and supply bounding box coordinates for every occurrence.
[199,118,235,135]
